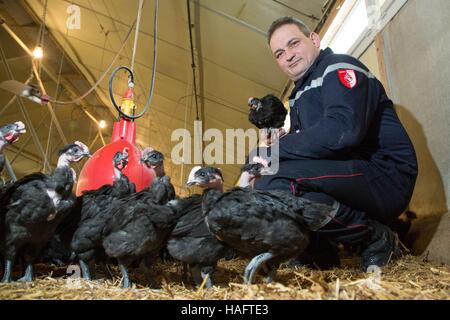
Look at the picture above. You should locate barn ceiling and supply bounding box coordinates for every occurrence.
[0,0,330,194]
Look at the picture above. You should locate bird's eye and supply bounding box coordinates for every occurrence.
[200,172,205,176]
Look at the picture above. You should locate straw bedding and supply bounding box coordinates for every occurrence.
[0,255,449,300]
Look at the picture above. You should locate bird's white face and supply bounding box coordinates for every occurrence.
[248,97,262,111]
[141,148,164,168]
[0,121,26,144]
[113,147,129,171]
[66,141,90,162]
[186,166,204,186]
[186,166,223,189]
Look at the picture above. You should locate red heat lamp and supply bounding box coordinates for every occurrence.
[76,66,155,196]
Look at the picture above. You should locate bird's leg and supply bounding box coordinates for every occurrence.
[79,260,92,280]
[17,251,35,282]
[1,259,14,283]
[191,265,214,288]
[119,262,131,288]
[200,266,214,288]
[262,264,277,283]
[140,257,156,288]
[17,263,33,282]
[181,262,190,284]
[190,264,204,287]
[244,252,274,284]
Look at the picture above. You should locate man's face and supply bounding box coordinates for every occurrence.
[269,24,321,81]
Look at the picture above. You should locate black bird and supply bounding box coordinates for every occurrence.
[0,121,26,179]
[70,148,135,280]
[101,173,178,288]
[141,147,166,178]
[139,147,177,265]
[140,147,175,205]
[123,147,175,206]
[165,192,234,288]
[187,166,334,284]
[37,192,84,267]
[0,121,26,273]
[248,95,287,145]
[248,94,287,131]
[0,142,90,282]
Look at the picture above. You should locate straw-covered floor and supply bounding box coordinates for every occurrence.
[0,255,449,300]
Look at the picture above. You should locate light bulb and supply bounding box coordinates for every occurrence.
[32,46,43,59]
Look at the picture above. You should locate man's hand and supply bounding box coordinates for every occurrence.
[259,128,286,146]
[252,156,269,168]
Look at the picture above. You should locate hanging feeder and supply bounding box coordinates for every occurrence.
[77,0,159,196]
[76,67,155,196]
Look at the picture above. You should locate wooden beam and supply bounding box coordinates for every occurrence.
[318,0,346,37]
[374,32,391,98]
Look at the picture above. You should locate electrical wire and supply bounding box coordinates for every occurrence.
[131,0,144,73]
[108,0,158,120]
[186,0,200,121]
[49,18,137,105]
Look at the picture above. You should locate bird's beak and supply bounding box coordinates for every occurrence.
[14,121,26,134]
[150,163,162,170]
[248,98,262,111]
[40,94,50,105]
[186,166,202,186]
[140,154,148,164]
[186,177,199,187]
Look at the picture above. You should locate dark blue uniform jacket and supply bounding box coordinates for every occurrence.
[277,47,417,193]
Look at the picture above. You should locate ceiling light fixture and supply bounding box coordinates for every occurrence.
[32,46,43,59]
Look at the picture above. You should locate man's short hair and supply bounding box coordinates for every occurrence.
[267,16,311,44]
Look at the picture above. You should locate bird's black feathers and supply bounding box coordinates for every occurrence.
[248,94,287,129]
[0,141,89,282]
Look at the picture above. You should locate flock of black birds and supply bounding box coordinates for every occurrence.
[0,94,381,289]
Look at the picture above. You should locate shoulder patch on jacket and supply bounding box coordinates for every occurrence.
[338,69,357,88]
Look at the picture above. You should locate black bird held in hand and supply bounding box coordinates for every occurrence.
[70,148,135,280]
[248,94,287,130]
[187,165,334,284]
[0,142,90,283]
[0,121,26,179]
